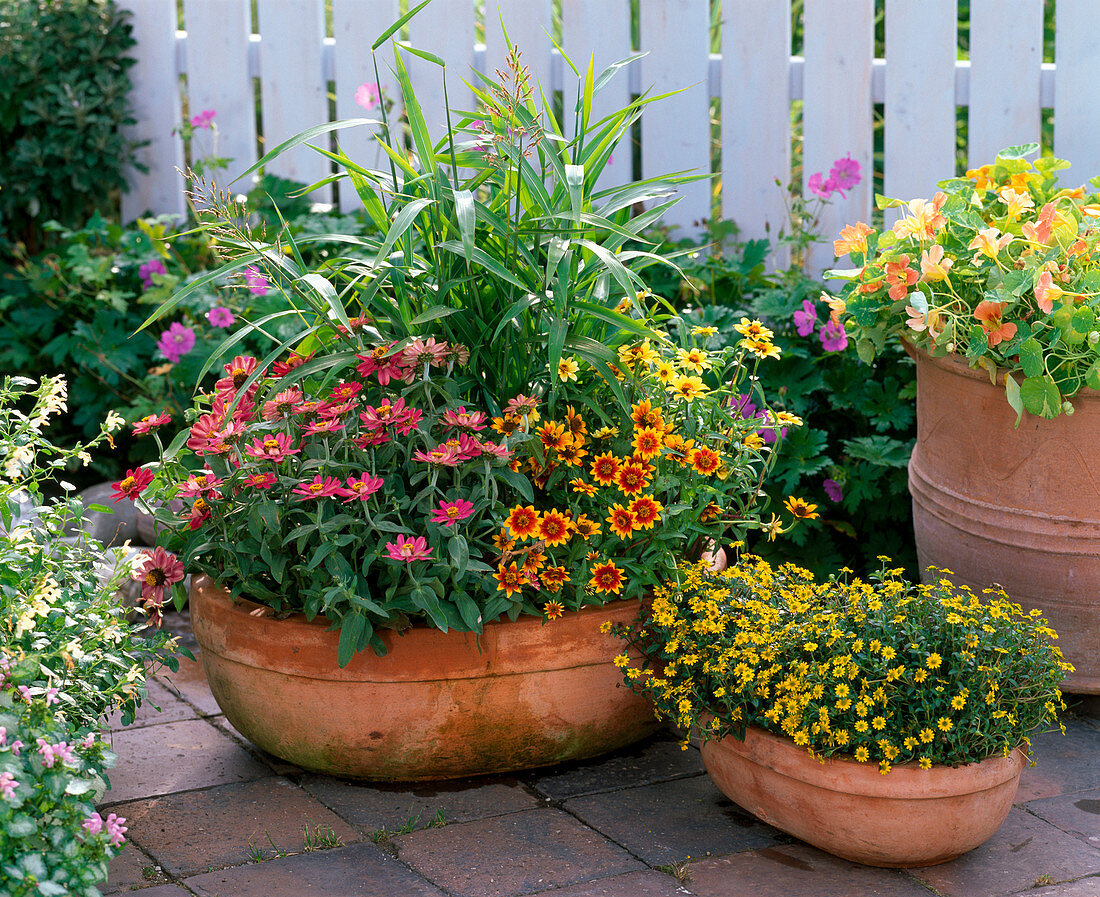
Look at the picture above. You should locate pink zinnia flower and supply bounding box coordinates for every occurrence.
[262,387,304,421]
[431,499,475,527]
[343,473,383,501]
[303,418,344,436]
[216,355,260,394]
[110,467,155,503]
[477,439,514,461]
[157,322,196,363]
[505,394,541,418]
[272,352,312,376]
[384,535,433,562]
[207,306,236,328]
[328,381,362,403]
[355,81,381,109]
[441,406,488,431]
[245,432,301,463]
[243,265,269,296]
[292,475,350,501]
[132,546,185,608]
[293,398,335,417]
[178,470,223,498]
[132,412,171,436]
[402,336,450,370]
[412,444,464,467]
[242,471,278,490]
[190,109,216,129]
[793,299,818,337]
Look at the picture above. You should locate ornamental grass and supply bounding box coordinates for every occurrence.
[614,557,1072,773]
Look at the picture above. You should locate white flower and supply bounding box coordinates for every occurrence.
[103,411,125,433]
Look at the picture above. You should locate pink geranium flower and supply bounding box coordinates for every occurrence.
[819,319,849,352]
[824,478,844,502]
[807,172,835,200]
[190,109,216,129]
[138,258,167,289]
[431,499,475,527]
[243,265,269,296]
[157,322,196,363]
[207,306,236,328]
[793,299,818,337]
[828,154,862,194]
[355,82,381,109]
[292,475,350,501]
[384,535,433,562]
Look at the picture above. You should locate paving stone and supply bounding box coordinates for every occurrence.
[104,678,200,731]
[1026,787,1100,847]
[183,842,446,896]
[526,869,696,896]
[300,773,541,832]
[1029,875,1100,896]
[686,843,935,897]
[394,807,643,897]
[100,718,270,804]
[525,734,704,800]
[910,807,1100,897]
[113,776,361,877]
[156,654,221,716]
[110,887,190,897]
[564,773,782,865]
[1018,719,1100,802]
[102,841,167,893]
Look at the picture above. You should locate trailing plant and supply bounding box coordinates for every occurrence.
[614,556,1070,772]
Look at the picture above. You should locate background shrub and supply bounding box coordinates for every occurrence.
[0,0,139,254]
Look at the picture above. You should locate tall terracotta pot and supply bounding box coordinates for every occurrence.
[908,348,1100,692]
[702,725,1026,868]
[189,576,658,780]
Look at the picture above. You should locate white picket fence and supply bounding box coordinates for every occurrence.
[118,0,1100,272]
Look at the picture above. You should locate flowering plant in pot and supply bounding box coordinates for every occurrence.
[826,144,1100,693]
[829,143,1100,422]
[612,557,1070,866]
[493,315,812,614]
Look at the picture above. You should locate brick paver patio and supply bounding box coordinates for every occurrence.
[99,611,1100,897]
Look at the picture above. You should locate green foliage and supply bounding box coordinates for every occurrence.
[652,245,917,580]
[0,0,139,252]
[616,557,1070,770]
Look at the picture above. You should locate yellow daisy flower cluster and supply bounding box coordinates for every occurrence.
[611,557,1071,772]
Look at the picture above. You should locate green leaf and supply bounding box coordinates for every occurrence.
[997,143,1039,161]
[1020,374,1062,419]
[1004,372,1024,428]
[1018,338,1044,378]
[448,534,470,579]
[337,612,366,667]
[371,0,435,49]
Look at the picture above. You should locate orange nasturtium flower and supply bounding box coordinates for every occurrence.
[973,300,1017,347]
[968,227,1012,264]
[919,245,953,282]
[883,255,918,300]
[1034,270,1063,314]
[834,221,873,258]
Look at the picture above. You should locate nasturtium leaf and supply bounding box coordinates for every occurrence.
[1072,305,1095,334]
[1020,375,1062,419]
[1018,338,1044,378]
[1004,374,1024,428]
[1086,361,1100,391]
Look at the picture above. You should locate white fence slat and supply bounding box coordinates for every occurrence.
[332,0,402,210]
[802,0,874,275]
[639,0,712,238]
[406,0,476,139]
[883,0,957,218]
[561,0,633,189]
[182,0,257,191]
[257,0,331,202]
[119,0,186,221]
[722,0,791,266]
[968,0,1043,168]
[482,0,554,96]
[1054,0,1100,181]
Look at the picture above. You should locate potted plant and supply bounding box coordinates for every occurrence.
[128,22,807,780]
[612,556,1070,867]
[828,143,1100,693]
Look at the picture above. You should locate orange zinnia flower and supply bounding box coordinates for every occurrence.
[590,452,621,486]
[632,426,664,461]
[572,513,601,539]
[493,562,528,597]
[589,560,626,595]
[630,399,664,429]
[538,509,572,547]
[628,495,663,529]
[689,446,721,476]
[973,300,1018,347]
[544,600,565,619]
[606,504,637,539]
[615,461,650,496]
[570,478,598,496]
[556,438,588,467]
[505,505,540,540]
[539,421,569,452]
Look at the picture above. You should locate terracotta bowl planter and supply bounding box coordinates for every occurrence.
[189,576,658,780]
[701,725,1026,868]
[909,347,1100,692]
